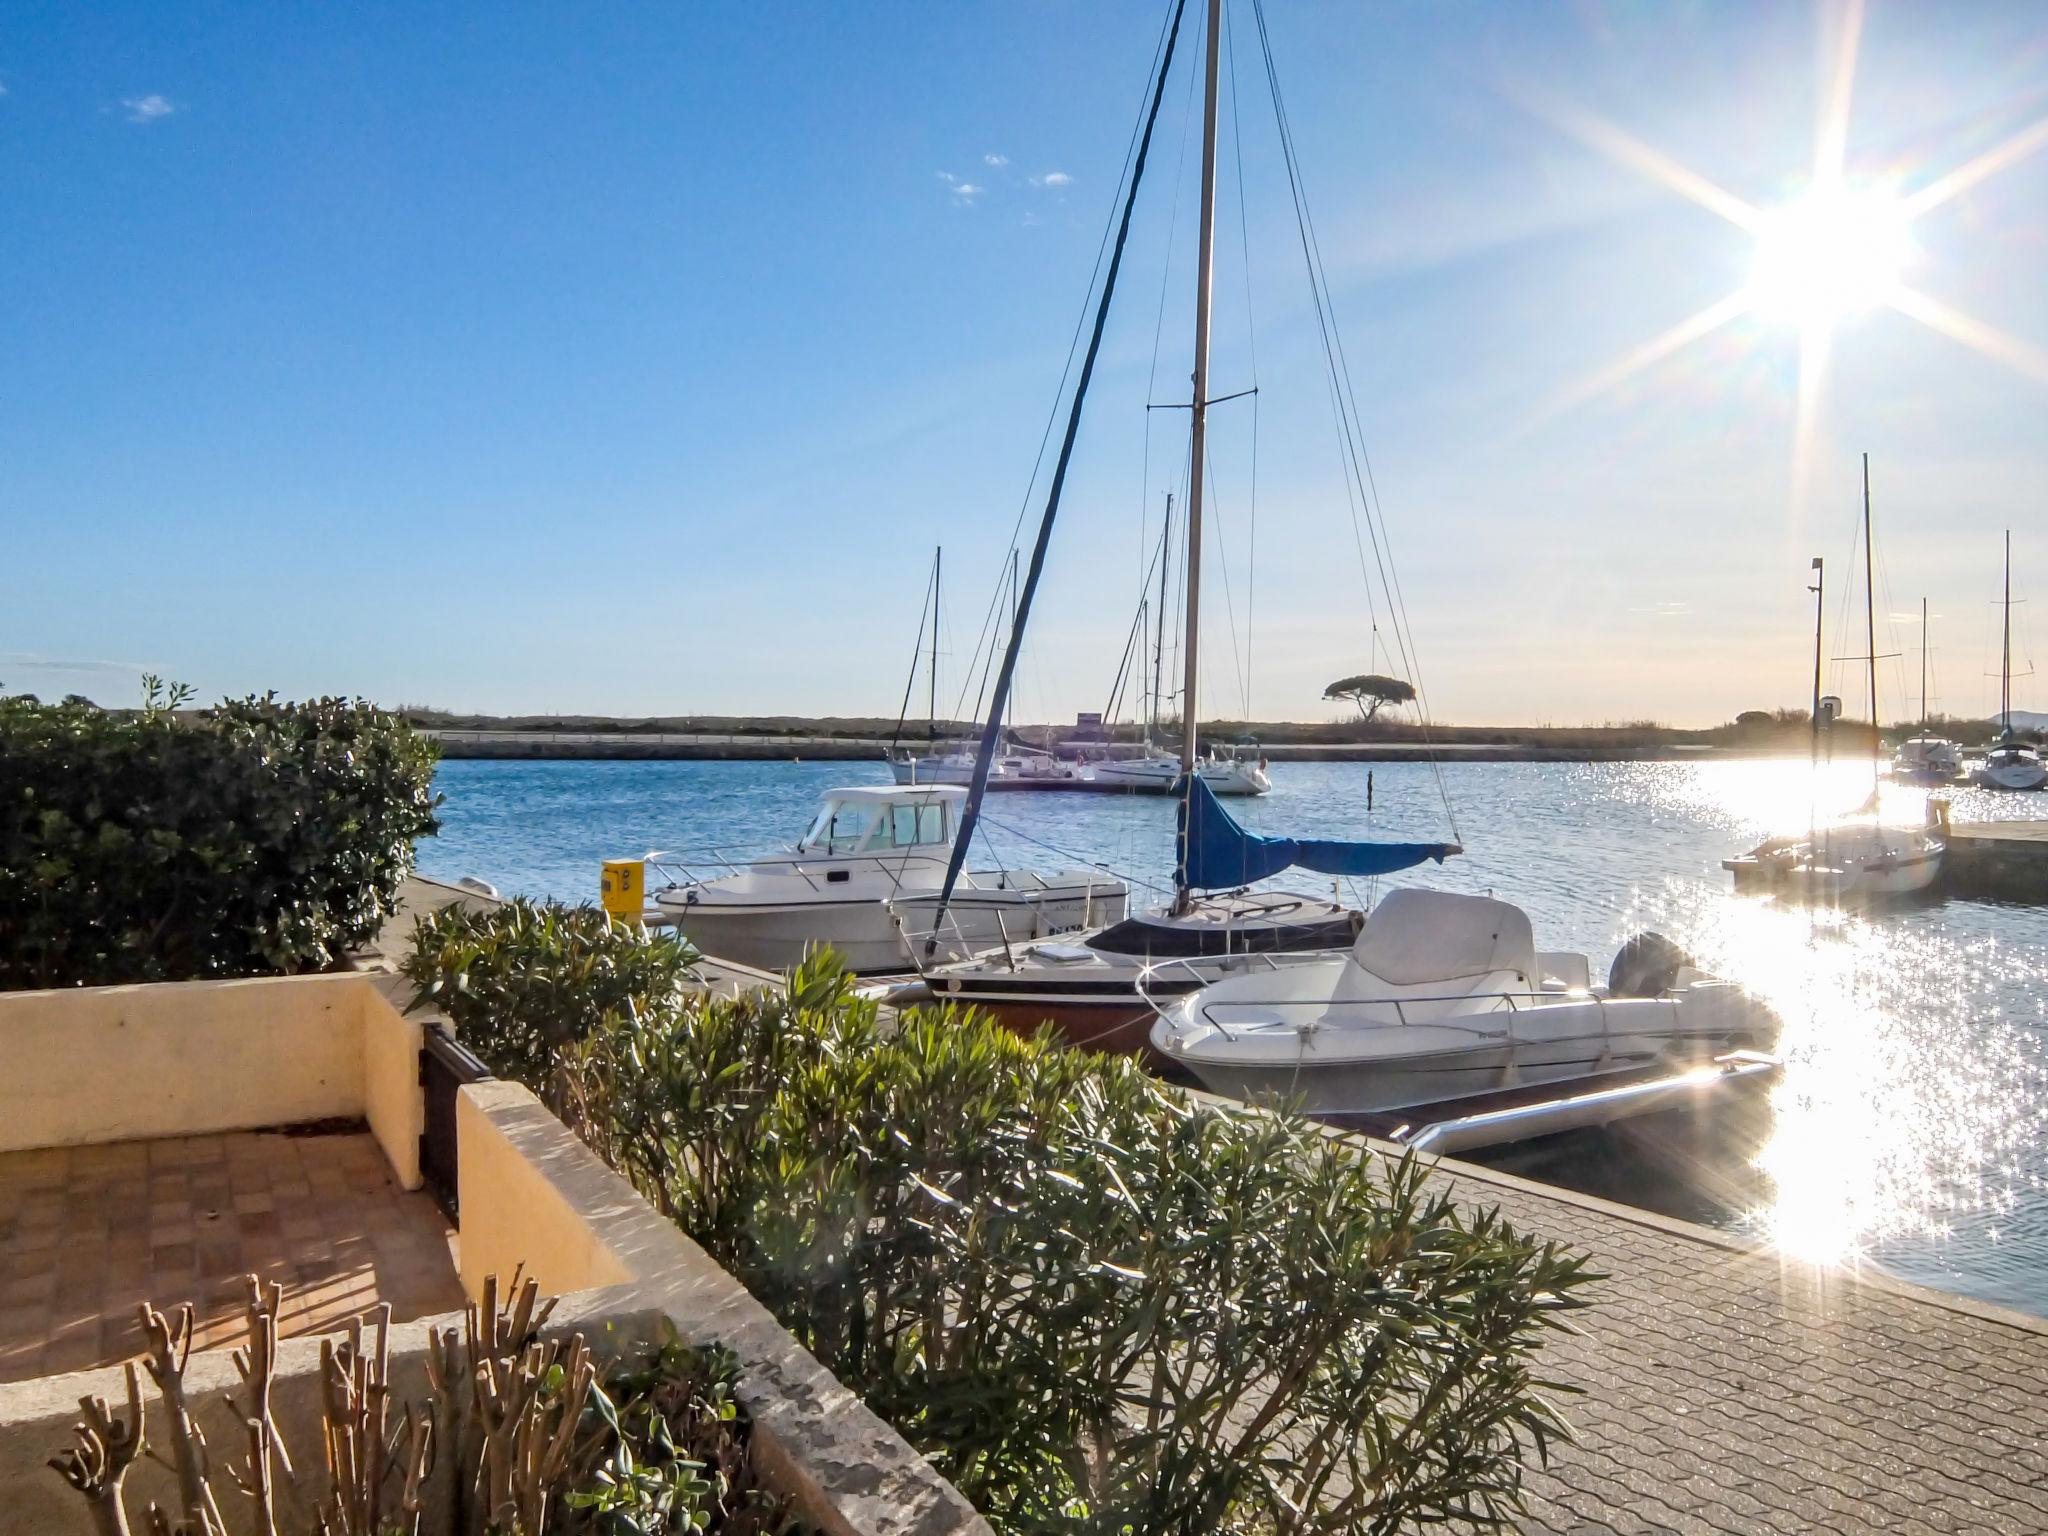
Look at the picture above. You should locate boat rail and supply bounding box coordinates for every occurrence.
[1136,955,1656,1055]
[645,845,944,899]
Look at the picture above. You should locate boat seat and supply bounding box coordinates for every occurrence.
[1331,890,1539,1018]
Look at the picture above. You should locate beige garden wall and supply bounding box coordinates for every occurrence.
[0,971,425,1189]
[457,1079,994,1536]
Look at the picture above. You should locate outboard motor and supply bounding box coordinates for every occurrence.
[1608,931,1692,997]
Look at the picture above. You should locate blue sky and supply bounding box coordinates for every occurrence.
[5,1,2048,726]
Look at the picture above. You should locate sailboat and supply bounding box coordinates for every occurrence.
[913,0,1455,1053]
[1889,597,1962,784]
[1091,494,1272,796]
[887,547,1087,788]
[1975,531,2046,791]
[1724,457,1945,900]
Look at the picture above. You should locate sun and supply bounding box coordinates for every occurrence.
[1746,183,1913,330]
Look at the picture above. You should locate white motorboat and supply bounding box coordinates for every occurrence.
[650,785,1126,972]
[891,747,1088,788]
[1723,818,1945,901]
[1091,749,1271,796]
[1973,532,2046,790]
[1149,889,1778,1116]
[1890,735,1962,784]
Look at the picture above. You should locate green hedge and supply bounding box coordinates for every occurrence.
[0,691,440,988]
[408,907,1595,1534]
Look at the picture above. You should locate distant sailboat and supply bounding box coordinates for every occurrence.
[1975,531,2047,792]
[1889,597,1962,784]
[1725,456,1944,901]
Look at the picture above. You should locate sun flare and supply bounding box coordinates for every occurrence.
[1745,183,1913,330]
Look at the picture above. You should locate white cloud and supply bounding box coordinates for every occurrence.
[122,94,174,123]
[983,153,1008,167]
[1031,170,1073,189]
[937,171,984,202]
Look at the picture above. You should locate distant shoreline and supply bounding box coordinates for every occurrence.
[424,725,1822,764]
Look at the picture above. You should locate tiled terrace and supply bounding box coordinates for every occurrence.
[0,1127,462,1383]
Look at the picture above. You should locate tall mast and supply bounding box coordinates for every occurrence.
[929,546,941,746]
[1173,0,1222,904]
[1863,453,1878,775]
[2003,529,2014,737]
[1920,596,1929,731]
[1809,556,1824,767]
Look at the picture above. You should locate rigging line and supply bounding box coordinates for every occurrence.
[948,0,1177,744]
[925,0,1192,958]
[1251,0,1457,836]
[889,558,938,752]
[1225,0,1259,718]
[976,814,1174,897]
[1141,38,1206,590]
[1202,442,1251,720]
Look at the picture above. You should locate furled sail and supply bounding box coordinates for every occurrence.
[1177,775,1459,892]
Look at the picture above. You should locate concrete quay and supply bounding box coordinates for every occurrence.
[1945,819,2048,902]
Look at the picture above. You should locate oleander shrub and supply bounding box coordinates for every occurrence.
[405,923,1596,1535]
[402,897,702,1092]
[0,687,439,989]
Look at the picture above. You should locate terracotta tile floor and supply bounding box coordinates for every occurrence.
[0,1128,464,1383]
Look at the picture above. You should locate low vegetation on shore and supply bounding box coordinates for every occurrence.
[404,900,1596,1535]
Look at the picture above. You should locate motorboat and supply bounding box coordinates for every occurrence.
[1723,815,1945,901]
[1889,735,1962,785]
[1148,889,1778,1116]
[650,785,1127,972]
[1091,748,1271,796]
[890,746,1089,788]
[923,889,1364,1057]
[1977,737,2047,791]
[1975,532,2045,790]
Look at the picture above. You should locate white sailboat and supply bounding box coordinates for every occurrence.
[1889,598,1962,784]
[1975,531,2046,791]
[918,0,1454,1053]
[1725,457,1944,900]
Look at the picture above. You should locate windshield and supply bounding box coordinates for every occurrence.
[801,801,878,853]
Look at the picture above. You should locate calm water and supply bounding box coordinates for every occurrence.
[418,757,2048,1316]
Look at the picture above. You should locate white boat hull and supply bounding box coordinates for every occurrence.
[1977,760,2048,791]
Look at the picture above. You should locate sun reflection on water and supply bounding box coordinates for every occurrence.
[1610,762,2048,1280]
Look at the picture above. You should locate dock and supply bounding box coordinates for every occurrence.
[1944,819,2048,902]
[1417,1147,2048,1533]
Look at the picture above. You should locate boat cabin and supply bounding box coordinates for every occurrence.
[796,786,963,856]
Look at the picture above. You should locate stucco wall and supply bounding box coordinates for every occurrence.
[0,973,367,1153]
[456,1080,994,1536]
[0,972,426,1192]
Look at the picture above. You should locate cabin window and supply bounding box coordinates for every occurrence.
[890,802,948,847]
[805,803,878,854]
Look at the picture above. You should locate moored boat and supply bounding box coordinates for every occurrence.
[649,785,1126,972]
[1149,889,1777,1116]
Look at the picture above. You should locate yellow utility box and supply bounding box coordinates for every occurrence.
[600,859,645,922]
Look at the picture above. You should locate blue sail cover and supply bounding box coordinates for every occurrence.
[1176,774,1459,891]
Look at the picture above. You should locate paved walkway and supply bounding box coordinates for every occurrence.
[0,1129,462,1383]
[1420,1153,2047,1534]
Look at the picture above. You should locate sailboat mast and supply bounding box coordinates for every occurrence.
[929,546,942,746]
[1809,557,1824,767]
[2003,529,2014,736]
[1178,0,1222,793]
[1863,454,1878,772]
[1921,596,1929,731]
